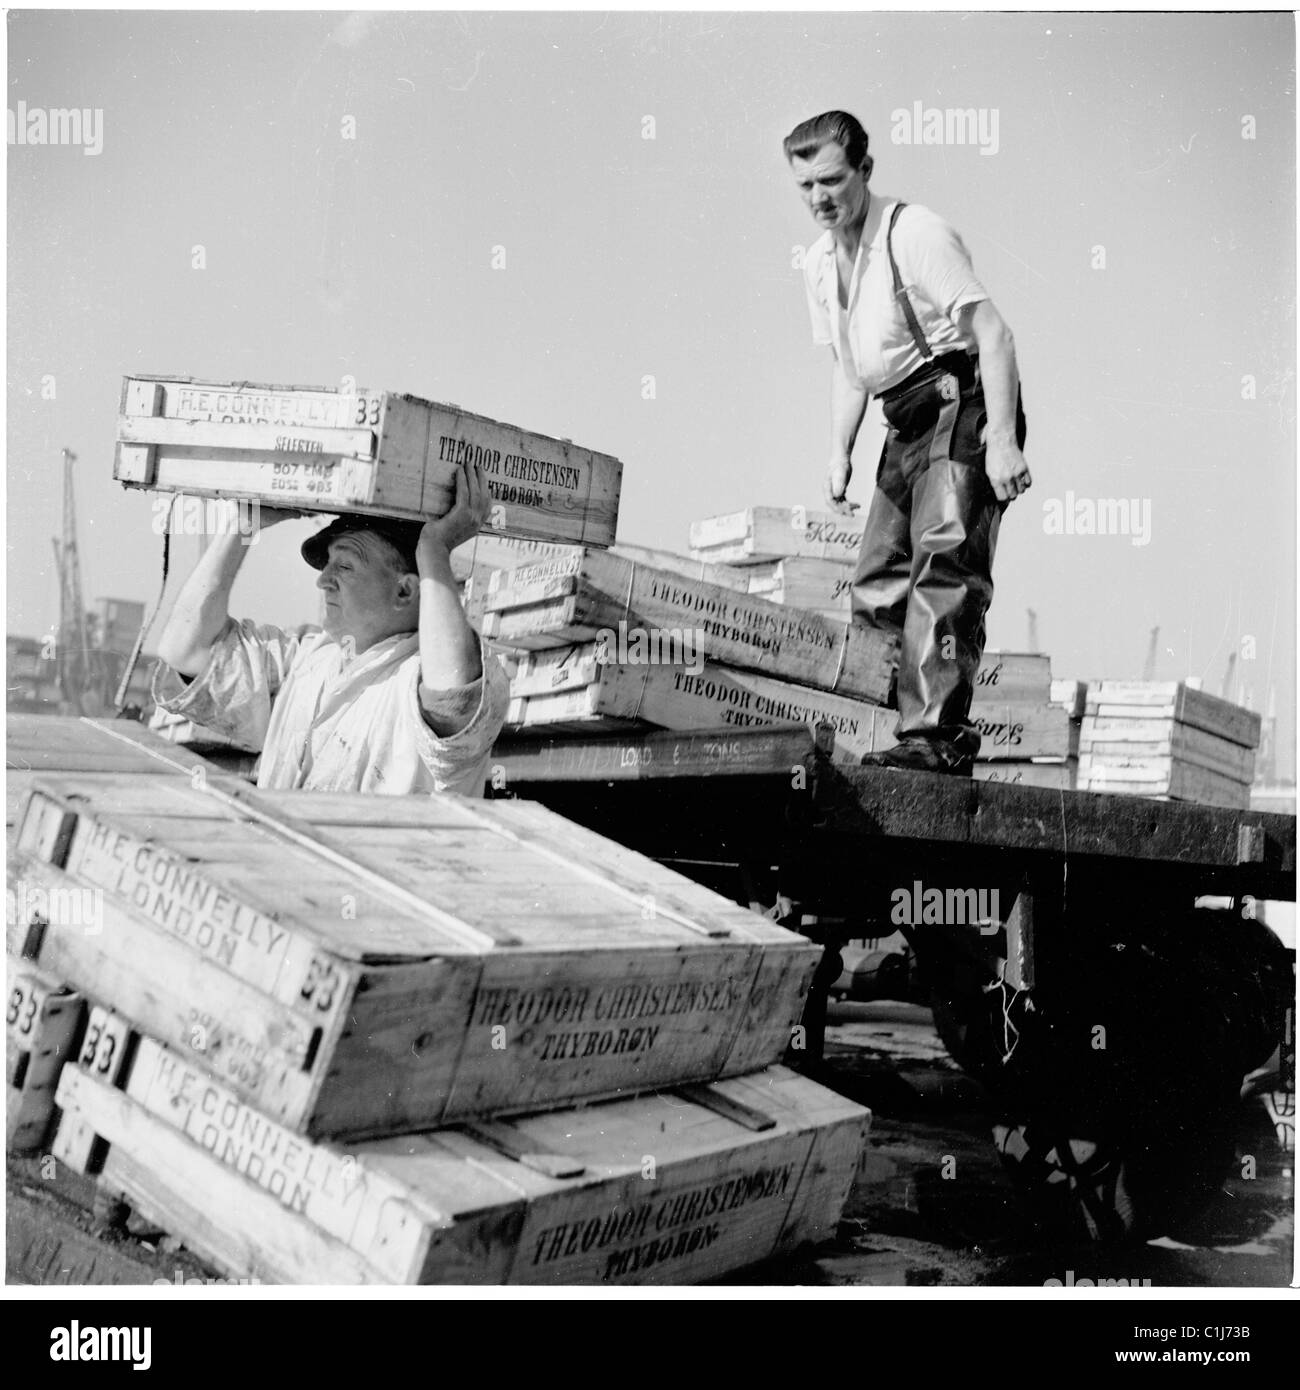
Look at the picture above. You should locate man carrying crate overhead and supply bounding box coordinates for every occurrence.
[786,110,1031,776]
[153,460,509,796]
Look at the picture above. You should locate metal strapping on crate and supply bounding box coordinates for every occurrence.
[830,626,849,695]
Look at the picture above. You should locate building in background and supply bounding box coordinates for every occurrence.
[6,594,158,719]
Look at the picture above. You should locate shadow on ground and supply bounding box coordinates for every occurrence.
[727,1002,1294,1288]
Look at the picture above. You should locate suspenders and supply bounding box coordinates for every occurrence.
[886,201,934,363]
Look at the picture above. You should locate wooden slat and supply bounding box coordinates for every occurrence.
[488,726,815,783]
[117,416,376,459]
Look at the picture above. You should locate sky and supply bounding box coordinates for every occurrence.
[6,9,1296,768]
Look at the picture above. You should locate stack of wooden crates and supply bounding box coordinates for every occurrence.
[7,721,869,1285]
[469,504,1073,782]
[1077,681,1261,809]
[5,391,874,1285]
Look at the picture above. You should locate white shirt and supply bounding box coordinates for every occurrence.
[803,193,988,395]
[152,617,510,797]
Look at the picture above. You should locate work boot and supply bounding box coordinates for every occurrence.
[860,737,974,777]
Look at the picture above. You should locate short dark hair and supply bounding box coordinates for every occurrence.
[783,111,870,169]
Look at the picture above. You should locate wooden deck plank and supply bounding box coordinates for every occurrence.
[815,766,1295,883]
[489,725,816,783]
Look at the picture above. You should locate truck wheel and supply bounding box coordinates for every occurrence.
[924,907,1290,1242]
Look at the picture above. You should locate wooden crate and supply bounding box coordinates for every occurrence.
[6,960,85,1152]
[462,543,755,631]
[55,1043,868,1285]
[971,652,1052,703]
[974,761,1075,791]
[503,658,893,760]
[479,548,897,704]
[502,653,1070,764]
[971,703,1072,761]
[6,715,226,842]
[746,558,855,616]
[451,532,582,585]
[115,376,623,548]
[13,776,818,1140]
[1079,719,1257,783]
[689,507,866,566]
[489,726,818,783]
[1050,679,1088,720]
[1085,682,1261,749]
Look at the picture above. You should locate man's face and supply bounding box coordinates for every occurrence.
[316,532,415,653]
[789,141,870,233]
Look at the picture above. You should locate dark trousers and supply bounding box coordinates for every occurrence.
[850,352,1027,759]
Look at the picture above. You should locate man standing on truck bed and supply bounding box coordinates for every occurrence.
[153,460,509,796]
[786,109,1032,776]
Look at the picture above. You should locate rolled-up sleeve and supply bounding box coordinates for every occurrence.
[151,617,313,752]
[899,205,988,323]
[408,642,511,796]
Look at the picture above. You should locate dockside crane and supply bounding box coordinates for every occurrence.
[51,448,104,715]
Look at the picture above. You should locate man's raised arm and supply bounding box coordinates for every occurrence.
[415,461,491,730]
[155,502,298,678]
